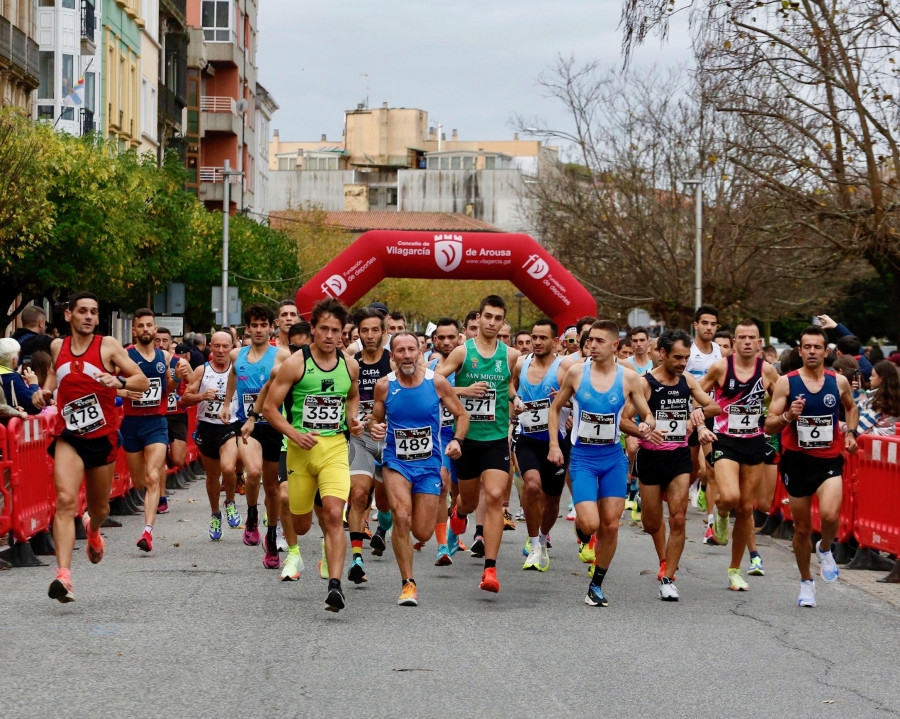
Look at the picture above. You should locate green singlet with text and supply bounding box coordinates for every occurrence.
[455,337,510,442]
[283,345,352,437]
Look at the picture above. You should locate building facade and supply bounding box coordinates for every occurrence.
[101,0,141,149]
[157,0,187,161]
[254,79,276,221]
[137,0,158,154]
[0,0,41,112]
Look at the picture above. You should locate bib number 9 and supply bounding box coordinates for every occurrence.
[655,409,687,443]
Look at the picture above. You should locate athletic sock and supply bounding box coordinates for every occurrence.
[349,531,367,556]
[591,565,608,586]
[56,567,71,581]
[750,550,760,560]
[288,544,300,556]
[529,535,539,550]
[328,578,341,591]
[434,522,447,545]
[247,504,258,521]
[475,524,484,538]
[377,510,393,532]
[266,525,277,543]
[538,531,548,547]
[575,526,593,544]
[707,514,714,526]
[484,559,496,569]
[402,577,416,586]
[144,524,153,535]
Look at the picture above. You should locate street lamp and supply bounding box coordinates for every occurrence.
[221,159,243,326]
[680,178,703,310]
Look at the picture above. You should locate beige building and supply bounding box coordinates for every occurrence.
[138,0,159,154]
[0,0,40,112]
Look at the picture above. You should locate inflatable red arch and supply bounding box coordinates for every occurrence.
[295,230,596,331]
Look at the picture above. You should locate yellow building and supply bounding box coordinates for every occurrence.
[102,0,142,149]
[0,0,40,112]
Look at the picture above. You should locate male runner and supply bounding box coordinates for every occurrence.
[155,327,189,491]
[181,331,242,541]
[765,325,858,607]
[221,304,287,568]
[122,309,190,552]
[548,320,654,607]
[714,330,734,358]
[622,329,720,601]
[514,331,533,355]
[498,322,513,347]
[701,320,780,590]
[616,340,633,361]
[342,321,356,350]
[386,312,406,337]
[263,298,364,612]
[437,295,521,593]
[513,318,566,572]
[369,332,469,605]
[462,311,480,340]
[47,292,149,602]
[685,305,722,540]
[624,326,655,518]
[273,299,299,351]
[346,307,393,583]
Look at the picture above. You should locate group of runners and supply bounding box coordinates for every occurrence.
[43,292,858,612]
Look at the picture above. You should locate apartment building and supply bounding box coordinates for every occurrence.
[157,0,187,160]
[0,0,40,112]
[185,0,259,213]
[254,79,276,221]
[101,0,140,149]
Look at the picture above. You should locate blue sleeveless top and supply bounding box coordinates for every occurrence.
[235,345,279,423]
[429,357,456,441]
[571,362,627,452]
[517,354,563,441]
[383,368,443,473]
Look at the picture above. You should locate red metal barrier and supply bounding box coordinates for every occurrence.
[110,444,132,499]
[6,414,56,543]
[0,424,12,536]
[853,435,900,556]
[768,474,794,522]
[186,405,199,464]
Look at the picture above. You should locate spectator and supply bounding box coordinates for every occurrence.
[857,361,900,436]
[781,348,804,374]
[762,344,778,363]
[189,333,208,369]
[816,314,874,381]
[0,338,45,415]
[0,382,27,422]
[12,304,53,374]
[867,344,885,363]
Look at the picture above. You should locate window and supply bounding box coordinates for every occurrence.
[84,72,95,113]
[37,105,54,120]
[61,54,73,98]
[439,156,449,170]
[463,156,474,170]
[201,0,232,42]
[451,156,461,170]
[485,156,495,170]
[61,106,74,121]
[39,1,55,7]
[386,188,397,206]
[62,0,74,7]
[38,52,54,100]
[278,157,292,171]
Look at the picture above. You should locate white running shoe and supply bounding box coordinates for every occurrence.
[537,544,550,572]
[816,540,839,583]
[280,550,304,581]
[659,578,680,601]
[688,486,699,508]
[523,544,542,571]
[798,579,816,607]
[514,507,526,522]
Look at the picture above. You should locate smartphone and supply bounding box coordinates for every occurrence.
[811,316,823,327]
[21,355,32,370]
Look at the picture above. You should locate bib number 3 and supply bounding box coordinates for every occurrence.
[302,395,343,431]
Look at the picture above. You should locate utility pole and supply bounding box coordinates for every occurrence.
[221,159,243,325]
[681,178,703,309]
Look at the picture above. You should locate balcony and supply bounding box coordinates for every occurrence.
[8,27,39,89]
[81,1,97,55]
[199,166,246,204]
[159,84,186,129]
[80,108,95,136]
[0,17,11,64]
[161,0,187,27]
[199,166,242,183]
[200,95,242,136]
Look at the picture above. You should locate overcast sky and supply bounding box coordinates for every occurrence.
[256,1,693,143]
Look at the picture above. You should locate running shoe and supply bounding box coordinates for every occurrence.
[630,498,642,523]
[624,497,636,511]
[370,526,387,556]
[514,507,526,522]
[225,501,241,529]
[702,525,720,545]
[585,583,609,607]
[728,567,749,591]
[325,583,345,612]
[470,536,485,558]
[536,544,550,572]
[659,577,679,602]
[457,539,468,552]
[816,540,840,583]
[798,579,816,607]
[566,506,576,521]
[243,515,261,546]
[435,544,452,566]
[523,544,542,571]
[480,567,500,593]
[697,488,707,512]
[413,540,426,551]
[348,555,368,584]
[503,509,516,531]
[235,473,246,495]
[48,573,75,603]
[449,506,467,535]
[209,514,222,541]
[275,524,288,552]
[748,556,765,576]
[82,513,105,564]
[713,508,730,546]
[263,533,280,569]
[263,512,268,528]
[136,531,152,553]
[318,538,328,580]
[522,537,531,557]
[447,526,460,556]
[157,497,169,514]
[281,549,303,581]
[398,581,418,606]
[546,534,552,549]
[364,518,372,539]
[688,485,699,508]
[578,535,596,564]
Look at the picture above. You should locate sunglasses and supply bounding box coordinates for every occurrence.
[565,338,578,344]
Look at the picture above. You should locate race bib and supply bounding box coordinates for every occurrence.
[63,394,107,435]
[133,377,162,408]
[463,389,496,422]
[656,409,687,443]
[203,393,225,421]
[727,404,762,436]
[439,402,454,428]
[520,399,550,434]
[797,415,834,449]
[358,399,375,422]
[167,392,179,413]
[393,426,433,461]
[302,395,343,431]
[576,411,616,445]
[242,392,259,419]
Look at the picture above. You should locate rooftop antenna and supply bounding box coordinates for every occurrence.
[361,73,369,109]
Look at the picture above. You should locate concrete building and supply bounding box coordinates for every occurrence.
[185,0,259,213]
[136,0,158,154]
[267,104,556,234]
[157,0,187,161]
[101,0,141,149]
[253,80,276,221]
[0,0,41,112]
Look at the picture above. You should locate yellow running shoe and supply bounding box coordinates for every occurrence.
[318,538,328,580]
[578,535,596,564]
[398,581,418,606]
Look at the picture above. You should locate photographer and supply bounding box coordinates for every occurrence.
[815,314,874,381]
[0,338,47,415]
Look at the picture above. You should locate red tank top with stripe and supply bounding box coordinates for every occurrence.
[712,356,766,438]
[55,335,121,438]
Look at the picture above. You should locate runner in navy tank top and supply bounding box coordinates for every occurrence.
[622,329,721,602]
[369,332,469,607]
[46,292,149,604]
[702,320,780,591]
[766,325,858,608]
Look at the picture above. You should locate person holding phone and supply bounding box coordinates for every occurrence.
[0,337,47,415]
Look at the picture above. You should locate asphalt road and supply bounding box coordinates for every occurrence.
[3,476,898,719]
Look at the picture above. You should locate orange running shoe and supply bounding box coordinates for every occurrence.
[398,581,418,606]
[480,567,500,593]
[83,513,105,564]
[136,530,152,553]
[48,571,75,603]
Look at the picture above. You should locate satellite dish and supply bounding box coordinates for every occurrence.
[236,98,248,113]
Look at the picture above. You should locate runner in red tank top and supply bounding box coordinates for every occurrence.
[46,292,149,603]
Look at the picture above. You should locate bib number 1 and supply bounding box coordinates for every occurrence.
[576,411,615,445]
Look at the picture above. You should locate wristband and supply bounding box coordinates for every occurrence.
[248,410,261,420]
[452,436,464,445]
[781,412,792,423]
[848,428,859,438]
[118,376,127,389]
